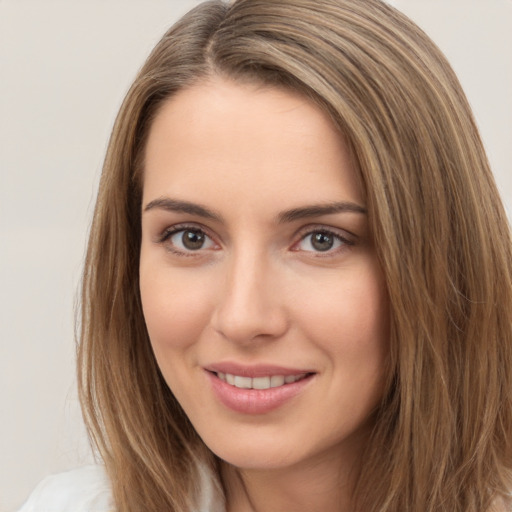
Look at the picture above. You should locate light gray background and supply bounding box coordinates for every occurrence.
[1,1,511,511]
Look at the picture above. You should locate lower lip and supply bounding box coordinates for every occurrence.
[206,371,314,415]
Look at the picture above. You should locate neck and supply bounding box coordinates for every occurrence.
[222,439,364,512]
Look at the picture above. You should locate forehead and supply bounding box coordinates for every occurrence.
[142,77,364,210]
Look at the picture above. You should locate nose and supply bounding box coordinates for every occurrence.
[210,249,289,344]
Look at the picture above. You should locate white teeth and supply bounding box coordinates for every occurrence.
[251,376,269,389]
[217,372,306,390]
[234,376,252,389]
[270,375,285,387]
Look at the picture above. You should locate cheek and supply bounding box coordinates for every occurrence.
[295,263,389,373]
[302,263,387,328]
[139,265,214,361]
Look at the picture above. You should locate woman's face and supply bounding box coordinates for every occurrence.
[139,77,389,472]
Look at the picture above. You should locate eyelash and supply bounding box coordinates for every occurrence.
[292,227,354,256]
[156,224,355,257]
[157,223,218,257]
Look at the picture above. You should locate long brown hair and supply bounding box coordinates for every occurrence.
[78,1,512,510]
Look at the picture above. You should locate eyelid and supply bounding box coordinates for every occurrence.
[156,222,221,254]
[291,224,356,253]
[157,222,212,240]
[294,223,356,240]
[154,222,356,256]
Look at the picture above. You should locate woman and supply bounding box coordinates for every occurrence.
[19,0,512,511]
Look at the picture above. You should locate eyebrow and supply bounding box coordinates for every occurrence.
[277,201,367,223]
[143,197,366,223]
[144,197,223,221]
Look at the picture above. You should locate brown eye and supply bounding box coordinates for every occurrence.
[165,228,216,252]
[295,229,351,254]
[311,232,334,251]
[181,230,205,250]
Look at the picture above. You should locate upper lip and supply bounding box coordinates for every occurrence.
[204,362,315,378]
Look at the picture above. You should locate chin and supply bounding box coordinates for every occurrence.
[198,429,301,470]
[216,448,303,471]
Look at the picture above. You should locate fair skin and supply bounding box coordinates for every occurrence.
[139,76,389,512]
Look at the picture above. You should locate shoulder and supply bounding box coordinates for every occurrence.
[18,465,113,512]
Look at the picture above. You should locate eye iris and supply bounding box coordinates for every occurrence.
[311,232,334,251]
[182,230,205,250]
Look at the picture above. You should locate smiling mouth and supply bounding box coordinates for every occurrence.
[213,372,311,390]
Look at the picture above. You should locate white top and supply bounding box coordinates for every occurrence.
[17,466,113,512]
[17,465,225,512]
